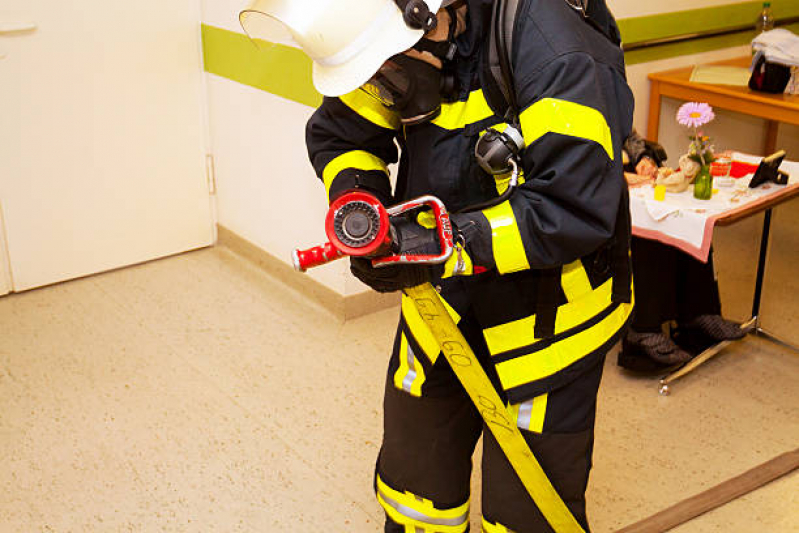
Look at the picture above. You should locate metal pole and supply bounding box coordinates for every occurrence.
[751,209,773,328]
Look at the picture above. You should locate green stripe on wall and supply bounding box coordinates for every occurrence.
[618,0,799,46]
[202,2,799,106]
[201,24,322,108]
[625,21,799,65]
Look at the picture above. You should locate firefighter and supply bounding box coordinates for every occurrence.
[243,0,634,530]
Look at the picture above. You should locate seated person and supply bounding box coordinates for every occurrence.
[618,131,747,372]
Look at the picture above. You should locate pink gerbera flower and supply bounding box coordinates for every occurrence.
[677,102,715,128]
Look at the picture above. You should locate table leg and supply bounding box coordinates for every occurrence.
[765,120,779,155]
[750,208,799,351]
[751,208,772,327]
[647,81,662,143]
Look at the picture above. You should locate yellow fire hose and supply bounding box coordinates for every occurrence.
[403,282,585,533]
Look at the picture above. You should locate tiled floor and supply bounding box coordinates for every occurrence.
[0,239,797,532]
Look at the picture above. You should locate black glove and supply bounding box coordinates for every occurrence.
[349,213,441,293]
[350,257,432,293]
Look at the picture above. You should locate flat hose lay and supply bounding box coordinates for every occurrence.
[403,282,585,533]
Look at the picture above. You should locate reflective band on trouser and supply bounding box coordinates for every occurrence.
[339,89,400,130]
[519,98,614,160]
[322,150,388,202]
[404,283,586,533]
[483,201,530,275]
[509,393,548,433]
[431,89,494,131]
[376,475,469,533]
[394,333,426,397]
[561,259,593,303]
[482,518,516,533]
[484,279,633,393]
[401,294,461,366]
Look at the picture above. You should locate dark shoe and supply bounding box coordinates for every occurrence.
[622,331,694,367]
[679,315,750,342]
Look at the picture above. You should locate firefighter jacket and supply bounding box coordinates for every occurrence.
[306,0,635,404]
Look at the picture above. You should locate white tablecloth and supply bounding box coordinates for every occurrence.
[630,153,799,261]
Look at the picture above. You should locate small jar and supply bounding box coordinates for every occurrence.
[711,157,734,188]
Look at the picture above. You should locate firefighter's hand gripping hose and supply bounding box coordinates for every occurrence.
[293,190,585,533]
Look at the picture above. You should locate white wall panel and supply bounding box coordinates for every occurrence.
[0,0,214,292]
[205,74,351,294]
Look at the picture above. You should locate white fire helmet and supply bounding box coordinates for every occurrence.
[240,0,459,97]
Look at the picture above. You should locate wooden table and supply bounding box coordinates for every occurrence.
[647,57,799,154]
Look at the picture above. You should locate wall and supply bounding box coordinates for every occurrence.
[615,1,799,164]
[201,0,351,296]
[201,0,799,300]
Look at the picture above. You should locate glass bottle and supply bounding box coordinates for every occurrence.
[693,165,714,200]
[756,2,775,34]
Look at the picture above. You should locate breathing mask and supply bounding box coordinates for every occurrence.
[362,4,461,126]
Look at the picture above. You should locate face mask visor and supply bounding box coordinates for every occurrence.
[361,55,443,126]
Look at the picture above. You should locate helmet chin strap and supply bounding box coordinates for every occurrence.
[393,0,438,31]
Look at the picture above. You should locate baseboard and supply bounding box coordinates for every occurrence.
[216,225,399,320]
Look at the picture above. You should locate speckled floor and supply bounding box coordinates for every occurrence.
[0,226,797,531]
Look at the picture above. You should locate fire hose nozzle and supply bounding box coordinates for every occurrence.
[292,191,454,272]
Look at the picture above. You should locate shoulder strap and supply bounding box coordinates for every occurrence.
[482,0,621,122]
[483,0,521,122]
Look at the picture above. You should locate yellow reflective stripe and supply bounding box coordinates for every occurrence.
[376,475,469,532]
[431,89,494,130]
[402,294,460,364]
[512,394,548,433]
[494,286,633,390]
[519,98,614,160]
[339,90,400,130]
[483,201,530,275]
[484,313,536,355]
[393,334,426,397]
[561,260,593,303]
[404,283,587,533]
[530,394,547,433]
[482,518,515,533]
[484,277,612,355]
[322,150,388,201]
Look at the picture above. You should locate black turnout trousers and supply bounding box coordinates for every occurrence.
[376,304,607,533]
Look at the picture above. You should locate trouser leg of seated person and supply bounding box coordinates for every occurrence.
[672,248,748,347]
[481,358,606,533]
[623,238,694,368]
[675,247,722,323]
[629,237,680,332]
[630,239,722,331]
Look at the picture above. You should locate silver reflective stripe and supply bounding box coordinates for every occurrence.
[402,343,418,393]
[314,3,398,67]
[516,400,533,430]
[378,488,469,527]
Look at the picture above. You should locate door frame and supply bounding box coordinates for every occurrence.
[0,200,13,296]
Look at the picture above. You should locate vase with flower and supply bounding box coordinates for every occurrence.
[677,102,717,200]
